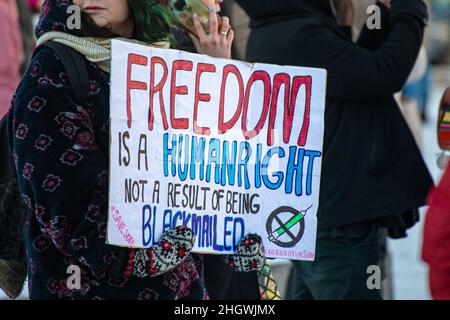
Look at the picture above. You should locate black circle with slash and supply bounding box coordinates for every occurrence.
[266,205,312,248]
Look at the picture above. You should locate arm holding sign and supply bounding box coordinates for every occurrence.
[11,47,195,283]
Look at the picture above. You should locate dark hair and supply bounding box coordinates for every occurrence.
[80,0,174,44]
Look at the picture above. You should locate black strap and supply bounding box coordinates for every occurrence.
[1,42,90,179]
[0,115,13,184]
[42,41,89,105]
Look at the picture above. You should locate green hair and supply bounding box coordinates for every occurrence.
[81,0,174,45]
[128,0,174,44]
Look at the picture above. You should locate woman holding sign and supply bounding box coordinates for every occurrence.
[7,0,262,300]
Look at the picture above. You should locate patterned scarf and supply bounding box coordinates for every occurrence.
[36,31,170,73]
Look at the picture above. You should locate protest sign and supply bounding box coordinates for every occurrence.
[107,39,327,260]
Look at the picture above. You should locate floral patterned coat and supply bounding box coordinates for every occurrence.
[8,0,208,300]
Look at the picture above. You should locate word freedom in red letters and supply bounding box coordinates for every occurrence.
[125,53,313,147]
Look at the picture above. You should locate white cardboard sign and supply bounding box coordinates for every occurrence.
[107,39,327,260]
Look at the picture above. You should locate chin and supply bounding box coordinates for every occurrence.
[90,15,111,28]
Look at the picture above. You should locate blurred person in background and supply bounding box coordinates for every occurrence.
[422,88,450,300]
[236,0,433,299]
[0,0,23,119]
[352,0,430,299]
[402,48,430,123]
[353,1,431,128]
[16,0,37,74]
[422,164,450,299]
[220,0,249,60]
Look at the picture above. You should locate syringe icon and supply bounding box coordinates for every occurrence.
[268,205,313,243]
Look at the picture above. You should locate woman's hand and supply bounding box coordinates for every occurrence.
[189,8,234,59]
[225,234,265,272]
[125,226,195,278]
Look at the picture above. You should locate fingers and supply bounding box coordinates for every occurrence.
[218,16,233,50]
[226,28,235,45]
[221,16,231,35]
[192,12,207,39]
[208,8,219,35]
[188,32,201,50]
[191,9,234,59]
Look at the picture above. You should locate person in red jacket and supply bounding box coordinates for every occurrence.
[422,164,450,299]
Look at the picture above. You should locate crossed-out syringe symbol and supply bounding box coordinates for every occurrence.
[268,204,313,243]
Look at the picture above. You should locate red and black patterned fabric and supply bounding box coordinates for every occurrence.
[8,0,208,300]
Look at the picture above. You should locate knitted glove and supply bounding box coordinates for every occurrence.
[226,234,265,272]
[124,226,195,278]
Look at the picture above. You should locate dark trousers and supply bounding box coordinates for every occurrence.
[286,228,383,300]
[203,255,260,300]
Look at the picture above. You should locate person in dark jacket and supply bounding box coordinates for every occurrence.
[236,0,433,299]
[8,0,262,300]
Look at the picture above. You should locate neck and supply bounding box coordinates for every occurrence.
[114,18,134,38]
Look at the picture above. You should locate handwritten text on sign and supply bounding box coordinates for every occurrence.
[107,39,326,260]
